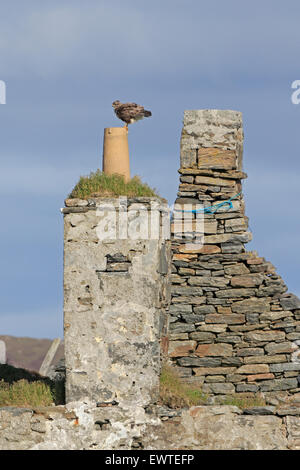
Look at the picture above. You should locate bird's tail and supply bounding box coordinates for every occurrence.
[144,110,152,117]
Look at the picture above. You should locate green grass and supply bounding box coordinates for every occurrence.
[159,364,266,410]
[0,379,54,408]
[0,364,65,407]
[68,170,164,200]
[159,363,208,408]
[219,394,266,409]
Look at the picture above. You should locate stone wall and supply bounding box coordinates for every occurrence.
[1,401,300,450]
[62,196,171,406]
[169,109,300,397]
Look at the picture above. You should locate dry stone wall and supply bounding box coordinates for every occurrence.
[169,110,300,397]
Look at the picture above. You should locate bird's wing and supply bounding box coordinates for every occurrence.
[116,103,145,118]
[115,103,145,122]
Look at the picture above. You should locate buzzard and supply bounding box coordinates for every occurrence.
[112,100,152,128]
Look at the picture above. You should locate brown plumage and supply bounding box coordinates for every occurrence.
[112,100,152,127]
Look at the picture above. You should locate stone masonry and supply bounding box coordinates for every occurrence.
[1,401,300,450]
[62,197,171,406]
[169,109,300,397]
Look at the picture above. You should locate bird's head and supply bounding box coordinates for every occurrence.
[112,100,121,108]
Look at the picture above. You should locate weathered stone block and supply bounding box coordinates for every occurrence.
[195,343,233,357]
[237,364,270,375]
[244,355,287,364]
[264,342,295,354]
[168,340,197,358]
[194,176,236,187]
[205,314,245,325]
[280,295,300,311]
[189,331,215,342]
[188,276,229,287]
[215,288,256,298]
[193,305,216,314]
[236,348,264,357]
[259,378,298,392]
[270,363,300,373]
[197,147,237,170]
[230,274,263,288]
[224,263,250,276]
[178,357,222,367]
[193,366,236,376]
[245,330,286,343]
[178,244,221,254]
[232,298,270,314]
[202,383,235,394]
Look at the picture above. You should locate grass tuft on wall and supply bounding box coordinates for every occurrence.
[159,363,208,408]
[68,170,164,200]
[0,364,64,407]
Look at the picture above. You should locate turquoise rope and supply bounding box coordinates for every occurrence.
[175,192,241,214]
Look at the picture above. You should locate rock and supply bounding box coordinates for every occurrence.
[205,375,226,383]
[204,232,252,244]
[178,244,221,254]
[194,176,236,187]
[197,325,227,333]
[244,355,287,364]
[236,364,270,374]
[246,257,264,265]
[244,330,285,343]
[243,407,275,415]
[169,323,196,333]
[168,340,197,358]
[276,406,300,416]
[196,147,237,170]
[260,311,292,321]
[215,288,256,298]
[217,306,232,314]
[247,373,275,382]
[224,264,250,275]
[221,242,245,254]
[221,357,243,367]
[193,366,236,376]
[202,383,235,394]
[195,343,233,357]
[193,305,216,314]
[232,298,270,314]
[181,313,205,323]
[280,295,300,311]
[236,383,259,393]
[259,378,298,392]
[171,286,204,296]
[269,363,300,373]
[286,416,300,449]
[205,314,245,325]
[188,276,229,287]
[236,348,264,357]
[178,357,222,367]
[225,218,248,232]
[189,331,215,342]
[215,334,242,344]
[264,342,295,354]
[170,304,193,313]
[230,274,263,288]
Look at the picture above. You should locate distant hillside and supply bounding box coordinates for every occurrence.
[0,335,64,373]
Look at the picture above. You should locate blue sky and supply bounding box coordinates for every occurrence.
[1,0,300,338]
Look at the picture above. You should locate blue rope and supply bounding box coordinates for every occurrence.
[175,192,241,214]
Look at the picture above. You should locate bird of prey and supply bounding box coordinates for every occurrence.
[112,100,152,128]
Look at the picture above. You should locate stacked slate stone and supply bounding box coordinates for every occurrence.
[169,110,300,397]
